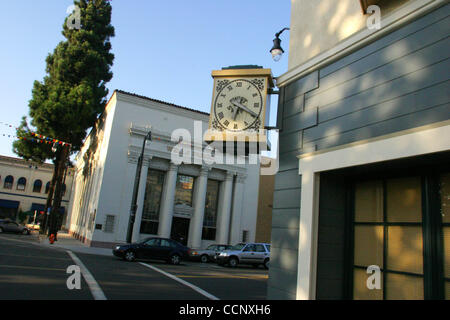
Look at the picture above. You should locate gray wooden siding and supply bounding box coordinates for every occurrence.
[268,4,449,300]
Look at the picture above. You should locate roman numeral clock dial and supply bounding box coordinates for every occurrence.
[213,79,263,132]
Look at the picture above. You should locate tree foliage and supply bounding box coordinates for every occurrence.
[13,0,115,234]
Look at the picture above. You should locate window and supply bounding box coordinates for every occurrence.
[17,177,26,191]
[104,215,115,233]
[244,244,256,252]
[143,238,160,246]
[45,182,51,194]
[61,184,66,196]
[352,173,449,300]
[255,244,266,253]
[161,239,176,248]
[242,230,249,243]
[33,180,42,193]
[4,175,13,189]
[202,179,220,240]
[140,170,165,235]
[175,175,194,206]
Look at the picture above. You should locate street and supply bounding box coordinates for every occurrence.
[0,234,268,300]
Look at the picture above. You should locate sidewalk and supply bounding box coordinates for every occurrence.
[37,231,113,257]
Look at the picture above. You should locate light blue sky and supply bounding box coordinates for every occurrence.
[0,0,291,159]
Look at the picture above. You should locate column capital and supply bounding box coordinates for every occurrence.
[168,162,179,172]
[225,171,234,181]
[236,173,247,183]
[200,166,211,177]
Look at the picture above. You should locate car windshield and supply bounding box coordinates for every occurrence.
[206,245,216,250]
[231,243,246,251]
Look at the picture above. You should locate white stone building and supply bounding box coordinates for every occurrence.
[0,155,74,224]
[66,90,261,249]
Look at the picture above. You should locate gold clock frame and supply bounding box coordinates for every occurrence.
[206,67,274,151]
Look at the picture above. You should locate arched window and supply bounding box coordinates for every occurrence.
[17,177,27,191]
[45,182,51,194]
[4,175,14,189]
[33,180,43,193]
[61,183,67,196]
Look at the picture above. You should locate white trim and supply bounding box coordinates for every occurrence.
[295,123,450,300]
[277,0,446,87]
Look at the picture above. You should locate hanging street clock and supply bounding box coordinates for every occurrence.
[206,66,274,154]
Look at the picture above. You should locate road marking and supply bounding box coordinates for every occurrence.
[66,250,107,300]
[139,262,220,300]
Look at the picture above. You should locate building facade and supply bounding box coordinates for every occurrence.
[0,155,74,224]
[268,0,450,299]
[66,90,261,249]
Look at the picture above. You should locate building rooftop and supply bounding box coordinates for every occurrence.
[115,89,210,117]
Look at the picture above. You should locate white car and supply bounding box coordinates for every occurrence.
[216,243,271,269]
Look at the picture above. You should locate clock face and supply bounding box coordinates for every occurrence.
[213,79,264,132]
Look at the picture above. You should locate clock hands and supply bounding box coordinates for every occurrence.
[230,97,258,118]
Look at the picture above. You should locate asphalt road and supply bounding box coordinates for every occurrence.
[0,234,268,300]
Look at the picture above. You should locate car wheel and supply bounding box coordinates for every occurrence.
[169,254,181,265]
[124,250,136,262]
[200,255,209,263]
[228,257,238,268]
[264,258,270,270]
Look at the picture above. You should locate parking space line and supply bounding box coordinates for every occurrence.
[139,262,220,300]
[66,250,107,300]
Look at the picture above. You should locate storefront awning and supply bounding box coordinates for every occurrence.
[0,199,20,209]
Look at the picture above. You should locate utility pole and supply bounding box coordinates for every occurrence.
[126,129,152,243]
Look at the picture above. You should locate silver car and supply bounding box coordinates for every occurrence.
[0,219,30,235]
[189,244,233,263]
[216,243,271,269]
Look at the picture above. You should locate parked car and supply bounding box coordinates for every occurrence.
[216,243,271,269]
[113,237,190,264]
[0,219,31,235]
[189,244,233,263]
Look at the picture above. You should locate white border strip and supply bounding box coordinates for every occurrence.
[139,262,220,300]
[67,250,107,300]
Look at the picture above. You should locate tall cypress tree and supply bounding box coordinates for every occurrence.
[14,0,115,235]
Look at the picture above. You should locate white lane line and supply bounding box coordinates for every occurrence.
[139,262,220,300]
[66,250,107,300]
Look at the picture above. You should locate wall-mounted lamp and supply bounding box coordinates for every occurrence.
[270,27,290,62]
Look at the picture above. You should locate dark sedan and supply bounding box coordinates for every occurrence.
[113,237,190,264]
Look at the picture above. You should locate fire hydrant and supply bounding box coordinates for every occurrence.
[49,234,55,244]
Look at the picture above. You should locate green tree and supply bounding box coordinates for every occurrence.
[14,0,115,236]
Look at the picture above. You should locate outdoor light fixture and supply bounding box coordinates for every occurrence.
[270,27,290,62]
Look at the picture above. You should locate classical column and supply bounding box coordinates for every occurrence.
[157,163,178,238]
[216,171,234,244]
[131,157,151,243]
[187,166,210,249]
[229,173,246,244]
